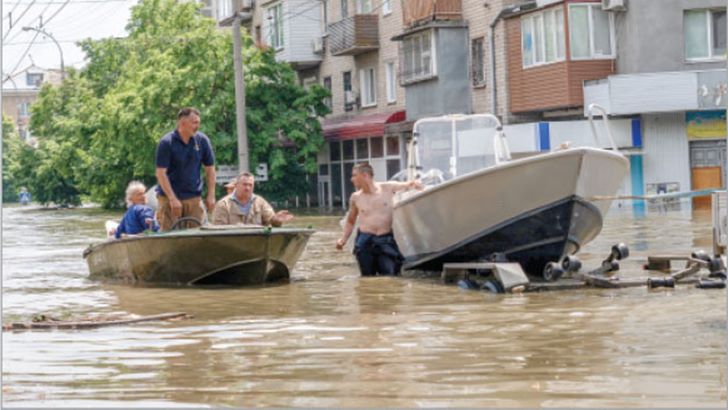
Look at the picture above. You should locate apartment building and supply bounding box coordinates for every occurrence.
[2,65,62,144]
[579,0,727,208]
[215,0,410,207]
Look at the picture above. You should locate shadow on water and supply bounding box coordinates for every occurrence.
[1,202,725,407]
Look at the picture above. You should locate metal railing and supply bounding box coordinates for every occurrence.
[712,191,727,256]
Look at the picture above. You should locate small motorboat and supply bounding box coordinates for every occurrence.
[83,224,314,286]
[392,105,629,278]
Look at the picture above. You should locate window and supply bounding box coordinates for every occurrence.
[385,62,396,103]
[26,73,43,87]
[370,137,384,158]
[568,4,614,60]
[359,67,377,107]
[685,9,727,61]
[330,141,341,161]
[343,140,355,160]
[521,8,565,67]
[18,102,30,117]
[400,30,436,84]
[267,3,284,50]
[382,0,391,15]
[356,0,372,13]
[323,76,332,109]
[341,0,348,18]
[471,37,485,86]
[343,71,353,111]
[356,139,369,159]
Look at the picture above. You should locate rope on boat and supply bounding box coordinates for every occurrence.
[2,312,191,331]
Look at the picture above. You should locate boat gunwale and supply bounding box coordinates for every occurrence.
[394,147,628,209]
[83,227,315,257]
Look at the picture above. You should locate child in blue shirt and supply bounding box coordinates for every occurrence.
[115,181,159,239]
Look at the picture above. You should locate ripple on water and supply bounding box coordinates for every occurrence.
[1,204,725,407]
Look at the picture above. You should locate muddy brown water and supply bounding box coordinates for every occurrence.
[2,203,725,407]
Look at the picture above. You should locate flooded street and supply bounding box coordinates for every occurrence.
[2,203,725,407]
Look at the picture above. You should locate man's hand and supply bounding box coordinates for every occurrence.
[274,210,293,224]
[170,198,183,218]
[335,238,346,250]
[409,180,424,190]
[205,195,216,213]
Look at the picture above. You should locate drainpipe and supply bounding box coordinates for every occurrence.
[489,2,536,119]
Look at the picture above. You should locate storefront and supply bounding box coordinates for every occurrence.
[318,110,408,208]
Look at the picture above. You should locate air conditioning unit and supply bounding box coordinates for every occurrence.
[601,0,626,11]
[312,37,324,54]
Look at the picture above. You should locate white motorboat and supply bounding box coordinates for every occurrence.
[392,106,629,277]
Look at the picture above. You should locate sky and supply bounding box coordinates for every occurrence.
[2,0,137,85]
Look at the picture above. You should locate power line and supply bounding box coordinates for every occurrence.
[3,28,41,81]
[3,0,37,39]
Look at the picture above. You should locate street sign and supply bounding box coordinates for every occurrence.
[215,165,238,185]
[256,163,268,182]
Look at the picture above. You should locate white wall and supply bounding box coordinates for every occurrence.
[642,112,691,194]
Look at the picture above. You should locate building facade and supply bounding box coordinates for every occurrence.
[2,65,62,143]
[582,0,727,208]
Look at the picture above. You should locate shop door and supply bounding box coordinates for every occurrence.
[690,140,726,209]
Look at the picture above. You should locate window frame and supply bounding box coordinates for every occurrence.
[684,8,727,62]
[382,0,392,15]
[399,29,438,85]
[323,76,333,110]
[359,66,377,108]
[567,3,616,61]
[520,7,566,68]
[356,0,372,14]
[385,61,397,103]
[471,37,485,87]
[267,3,285,50]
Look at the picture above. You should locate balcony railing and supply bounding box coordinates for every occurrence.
[327,14,379,56]
[402,0,462,28]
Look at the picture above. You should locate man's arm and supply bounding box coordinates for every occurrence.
[156,167,182,218]
[384,180,424,193]
[204,165,216,213]
[211,200,228,225]
[336,197,358,250]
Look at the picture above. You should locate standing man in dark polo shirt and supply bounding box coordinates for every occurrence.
[155,107,217,231]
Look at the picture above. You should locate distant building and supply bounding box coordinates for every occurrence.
[2,65,63,143]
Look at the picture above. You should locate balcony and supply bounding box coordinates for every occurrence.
[327,14,379,56]
[402,0,461,28]
[217,0,254,26]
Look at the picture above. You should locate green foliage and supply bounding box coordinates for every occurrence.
[17,0,329,208]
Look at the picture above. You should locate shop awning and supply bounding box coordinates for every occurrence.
[323,110,406,141]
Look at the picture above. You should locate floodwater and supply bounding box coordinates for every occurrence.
[2,202,725,407]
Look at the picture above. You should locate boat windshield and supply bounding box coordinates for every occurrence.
[414,115,501,182]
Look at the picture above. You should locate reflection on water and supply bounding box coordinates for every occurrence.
[2,202,725,407]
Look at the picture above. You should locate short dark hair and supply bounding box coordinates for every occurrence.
[353,162,373,177]
[177,107,200,119]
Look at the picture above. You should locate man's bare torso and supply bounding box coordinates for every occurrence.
[351,182,396,236]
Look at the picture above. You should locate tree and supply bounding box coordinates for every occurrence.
[27,0,329,208]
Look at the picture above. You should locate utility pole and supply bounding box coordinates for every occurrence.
[232,15,249,173]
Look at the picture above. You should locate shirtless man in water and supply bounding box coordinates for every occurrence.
[336,162,423,276]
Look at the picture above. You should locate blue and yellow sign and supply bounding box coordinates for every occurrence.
[686,110,726,140]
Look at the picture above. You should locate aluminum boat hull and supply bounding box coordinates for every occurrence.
[392,148,629,276]
[83,226,314,286]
